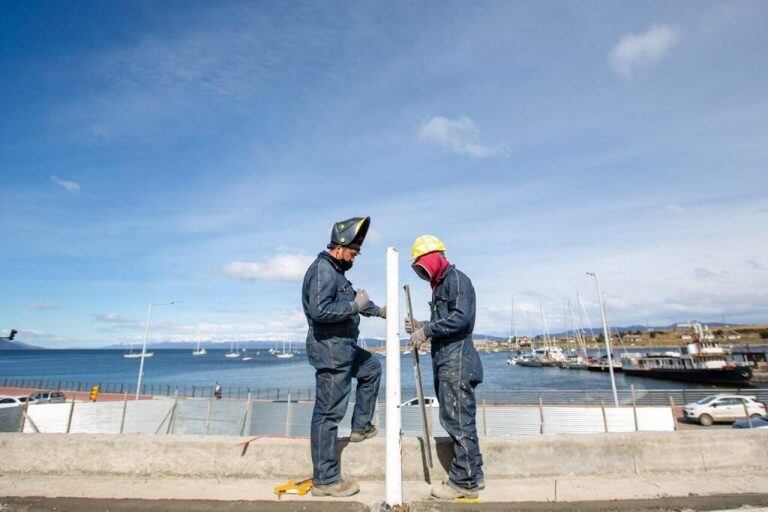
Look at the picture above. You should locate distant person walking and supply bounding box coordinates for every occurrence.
[302,217,386,497]
[406,235,484,500]
[213,382,222,400]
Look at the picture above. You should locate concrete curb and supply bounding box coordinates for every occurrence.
[2,429,767,482]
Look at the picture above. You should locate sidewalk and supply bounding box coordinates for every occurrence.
[2,474,768,510]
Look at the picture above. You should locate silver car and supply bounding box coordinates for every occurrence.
[29,390,66,404]
[683,394,766,426]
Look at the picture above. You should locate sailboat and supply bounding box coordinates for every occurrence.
[276,338,295,359]
[225,339,239,358]
[241,342,252,361]
[124,343,153,359]
[192,337,207,356]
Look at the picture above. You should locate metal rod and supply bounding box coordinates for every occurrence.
[404,283,433,470]
[285,392,292,437]
[205,396,213,435]
[631,385,638,431]
[601,400,608,432]
[66,398,75,434]
[119,392,128,434]
[668,396,678,431]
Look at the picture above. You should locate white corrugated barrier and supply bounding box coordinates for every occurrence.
[10,399,675,436]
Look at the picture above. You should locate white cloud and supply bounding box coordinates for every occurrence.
[223,254,313,282]
[418,116,506,158]
[50,175,81,193]
[664,203,685,214]
[92,313,138,325]
[26,301,59,311]
[608,24,680,76]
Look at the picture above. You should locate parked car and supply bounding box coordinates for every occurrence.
[683,394,766,426]
[733,414,768,429]
[0,395,32,409]
[29,390,66,404]
[400,396,439,408]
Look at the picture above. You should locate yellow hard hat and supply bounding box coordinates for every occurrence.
[410,235,446,260]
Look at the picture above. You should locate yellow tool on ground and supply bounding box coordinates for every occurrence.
[274,478,313,497]
[453,497,480,503]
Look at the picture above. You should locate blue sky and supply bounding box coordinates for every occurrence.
[2,1,767,348]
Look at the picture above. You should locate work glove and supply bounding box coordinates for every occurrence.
[410,327,428,350]
[404,318,423,335]
[378,306,387,319]
[354,289,370,312]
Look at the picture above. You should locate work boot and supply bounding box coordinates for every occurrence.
[430,479,479,500]
[311,479,360,497]
[349,424,378,443]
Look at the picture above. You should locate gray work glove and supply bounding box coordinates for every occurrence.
[354,289,370,312]
[410,327,428,350]
[404,318,423,335]
[378,306,387,319]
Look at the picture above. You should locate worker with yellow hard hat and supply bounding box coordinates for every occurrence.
[301,217,386,498]
[405,234,484,500]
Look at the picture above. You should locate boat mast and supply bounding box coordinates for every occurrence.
[526,310,538,352]
[540,303,552,349]
[577,292,598,354]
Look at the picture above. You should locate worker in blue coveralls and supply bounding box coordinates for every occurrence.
[302,216,386,497]
[405,234,484,500]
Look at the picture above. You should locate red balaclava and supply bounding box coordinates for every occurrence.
[413,251,451,290]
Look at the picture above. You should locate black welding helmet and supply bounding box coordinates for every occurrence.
[328,217,371,251]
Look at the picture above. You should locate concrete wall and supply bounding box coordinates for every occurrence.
[1,430,766,482]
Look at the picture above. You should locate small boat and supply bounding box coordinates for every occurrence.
[225,339,240,358]
[124,344,153,358]
[241,355,253,361]
[275,338,295,358]
[192,336,207,356]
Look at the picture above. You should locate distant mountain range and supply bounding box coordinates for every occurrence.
[0,321,744,350]
[0,339,43,351]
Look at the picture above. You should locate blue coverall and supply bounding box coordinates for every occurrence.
[302,251,382,485]
[422,265,484,490]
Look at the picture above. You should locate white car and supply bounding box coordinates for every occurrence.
[400,396,439,408]
[0,395,32,409]
[683,394,766,426]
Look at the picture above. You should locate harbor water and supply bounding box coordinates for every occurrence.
[2,348,765,392]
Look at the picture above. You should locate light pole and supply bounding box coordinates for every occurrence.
[587,272,619,407]
[135,301,179,399]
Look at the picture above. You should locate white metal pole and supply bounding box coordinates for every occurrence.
[588,272,619,407]
[385,247,402,506]
[135,302,154,400]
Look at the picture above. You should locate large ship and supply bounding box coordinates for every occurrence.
[620,323,753,387]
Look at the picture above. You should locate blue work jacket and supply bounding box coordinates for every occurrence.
[302,252,381,342]
[423,265,476,344]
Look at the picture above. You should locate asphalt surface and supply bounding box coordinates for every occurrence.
[2,495,768,512]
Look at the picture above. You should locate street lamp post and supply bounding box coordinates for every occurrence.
[587,273,619,407]
[135,301,179,400]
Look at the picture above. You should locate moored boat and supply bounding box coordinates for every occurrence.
[620,323,753,387]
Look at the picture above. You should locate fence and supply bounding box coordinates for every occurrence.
[0,393,679,437]
[2,377,767,405]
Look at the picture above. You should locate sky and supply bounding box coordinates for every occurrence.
[1,0,767,348]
